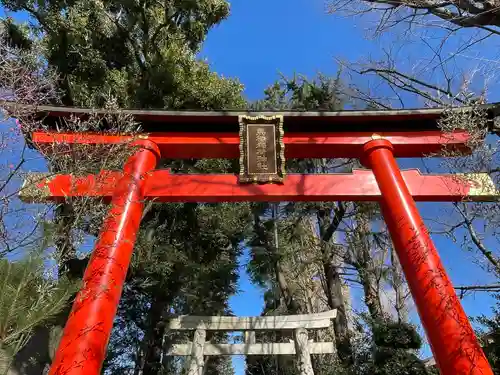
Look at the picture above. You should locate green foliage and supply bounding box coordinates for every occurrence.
[0,256,77,366]
[0,17,32,50]
[246,354,299,375]
[371,348,430,375]
[132,201,252,306]
[372,322,423,350]
[367,321,431,375]
[476,295,500,374]
[1,0,245,109]
[252,73,345,111]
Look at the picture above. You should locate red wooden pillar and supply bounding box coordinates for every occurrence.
[363,138,492,375]
[49,140,160,375]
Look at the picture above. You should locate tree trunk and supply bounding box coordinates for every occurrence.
[322,253,351,358]
[351,204,385,322]
[274,259,300,313]
[254,206,300,314]
[391,248,409,323]
[142,297,167,375]
[358,267,384,321]
[316,206,352,361]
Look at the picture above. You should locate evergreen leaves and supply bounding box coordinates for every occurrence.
[476,295,500,373]
[0,256,77,365]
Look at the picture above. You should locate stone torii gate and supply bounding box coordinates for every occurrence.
[165,310,337,375]
[14,103,499,375]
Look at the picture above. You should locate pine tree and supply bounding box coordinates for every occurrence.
[0,256,77,374]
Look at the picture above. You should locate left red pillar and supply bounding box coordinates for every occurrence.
[49,140,160,375]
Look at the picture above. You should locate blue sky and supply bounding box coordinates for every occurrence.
[200,0,500,104]
[199,0,374,101]
[1,0,498,374]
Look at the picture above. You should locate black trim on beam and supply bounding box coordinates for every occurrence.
[2,102,499,133]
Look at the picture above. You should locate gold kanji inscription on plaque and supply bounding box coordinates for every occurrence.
[239,115,285,184]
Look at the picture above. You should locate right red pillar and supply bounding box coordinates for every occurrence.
[363,138,493,375]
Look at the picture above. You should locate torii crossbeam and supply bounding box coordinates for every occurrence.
[20,169,497,203]
[15,104,499,375]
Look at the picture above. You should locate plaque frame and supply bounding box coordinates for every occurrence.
[238,115,285,184]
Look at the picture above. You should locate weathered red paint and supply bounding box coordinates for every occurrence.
[363,139,493,375]
[21,169,494,203]
[31,130,471,158]
[49,140,160,375]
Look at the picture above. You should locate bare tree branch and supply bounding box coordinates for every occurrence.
[454,203,500,275]
[328,0,500,31]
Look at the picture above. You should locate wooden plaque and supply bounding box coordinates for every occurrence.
[239,115,285,184]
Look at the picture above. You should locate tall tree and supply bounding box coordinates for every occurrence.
[248,74,384,373]
[1,0,245,109]
[246,73,423,375]
[250,74,354,360]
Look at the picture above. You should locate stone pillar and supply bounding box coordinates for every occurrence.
[187,329,206,375]
[244,331,256,344]
[294,328,314,375]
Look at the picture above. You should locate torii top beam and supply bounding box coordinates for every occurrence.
[5,102,500,133]
[5,102,499,159]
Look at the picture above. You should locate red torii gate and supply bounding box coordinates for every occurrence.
[17,104,499,375]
